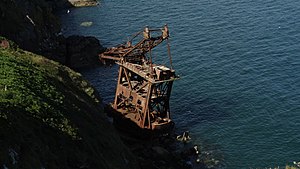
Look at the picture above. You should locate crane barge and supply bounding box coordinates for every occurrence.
[99,25,179,131]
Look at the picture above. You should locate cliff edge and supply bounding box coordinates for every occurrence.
[0,38,139,169]
[0,0,101,68]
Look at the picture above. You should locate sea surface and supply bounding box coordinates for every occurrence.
[60,0,300,168]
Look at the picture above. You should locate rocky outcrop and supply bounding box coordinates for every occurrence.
[0,0,101,68]
[68,0,99,7]
[0,0,67,62]
[66,35,105,68]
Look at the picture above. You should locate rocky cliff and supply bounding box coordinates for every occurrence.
[0,38,139,169]
[0,0,101,68]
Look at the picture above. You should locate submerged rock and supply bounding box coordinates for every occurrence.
[80,21,93,27]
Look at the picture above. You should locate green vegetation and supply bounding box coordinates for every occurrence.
[0,40,97,139]
[0,39,139,169]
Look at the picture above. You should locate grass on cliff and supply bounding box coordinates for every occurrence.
[0,40,138,169]
[0,45,97,139]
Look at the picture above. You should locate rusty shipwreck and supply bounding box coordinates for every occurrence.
[100,25,179,131]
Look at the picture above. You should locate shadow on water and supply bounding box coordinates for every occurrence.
[175,95,234,128]
[172,94,239,169]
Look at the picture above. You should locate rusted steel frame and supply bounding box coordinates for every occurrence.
[117,99,125,107]
[113,66,123,109]
[128,31,142,42]
[116,94,128,107]
[154,82,165,97]
[101,25,178,130]
[161,82,169,96]
[136,82,148,93]
[152,77,179,84]
[148,83,169,127]
[117,63,155,83]
[147,109,151,129]
[151,83,168,112]
[148,42,154,77]
[124,36,164,59]
[141,82,152,128]
[141,38,164,55]
[152,83,159,97]
[157,83,164,96]
[100,26,170,64]
[132,80,143,90]
[135,104,142,119]
[165,81,173,100]
[151,101,162,115]
[123,68,133,90]
[121,38,146,58]
[100,55,122,61]
[137,107,143,122]
[130,28,163,41]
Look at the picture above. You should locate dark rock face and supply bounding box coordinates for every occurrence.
[66,35,105,68]
[0,0,103,68]
[0,0,67,62]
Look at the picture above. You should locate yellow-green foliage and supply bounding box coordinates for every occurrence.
[0,49,78,138]
[0,41,139,169]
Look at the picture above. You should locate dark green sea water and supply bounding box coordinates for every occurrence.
[61,0,300,168]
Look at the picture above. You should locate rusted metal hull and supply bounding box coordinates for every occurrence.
[106,104,174,135]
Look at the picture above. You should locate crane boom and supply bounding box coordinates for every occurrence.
[100,25,170,64]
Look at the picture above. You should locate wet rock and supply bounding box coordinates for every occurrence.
[66,35,105,68]
[80,21,93,27]
[68,0,99,7]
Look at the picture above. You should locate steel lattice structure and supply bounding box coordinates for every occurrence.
[99,25,179,130]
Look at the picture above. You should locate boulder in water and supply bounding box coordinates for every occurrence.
[80,21,93,27]
[68,0,99,7]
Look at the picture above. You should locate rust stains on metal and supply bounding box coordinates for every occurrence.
[99,25,179,131]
